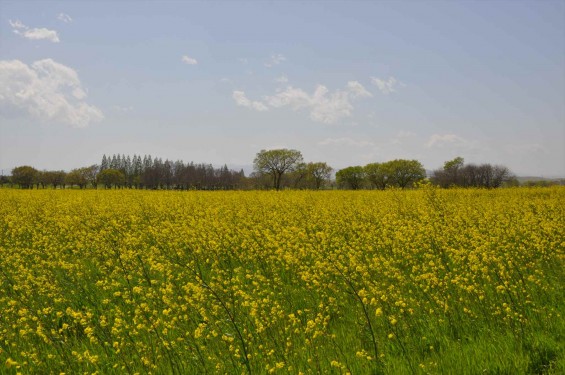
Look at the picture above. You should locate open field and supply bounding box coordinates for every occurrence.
[0,188,563,374]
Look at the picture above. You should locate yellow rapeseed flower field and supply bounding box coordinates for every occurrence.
[0,187,563,374]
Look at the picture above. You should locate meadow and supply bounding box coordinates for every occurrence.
[0,187,563,374]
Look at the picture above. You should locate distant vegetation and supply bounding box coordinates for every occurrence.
[2,150,562,190]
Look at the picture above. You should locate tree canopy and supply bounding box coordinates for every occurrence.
[97,169,125,189]
[336,166,365,190]
[11,166,38,189]
[253,149,304,190]
[385,159,426,188]
[337,159,425,189]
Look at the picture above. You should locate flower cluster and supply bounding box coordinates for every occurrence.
[0,187,563,373]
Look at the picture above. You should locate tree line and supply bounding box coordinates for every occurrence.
[334,157,520,190]
[6,154,246,190]
[430,157,515,188]
[3,149,558,190]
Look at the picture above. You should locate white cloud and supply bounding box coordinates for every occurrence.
[347,81,372,98]
[267,85,353,124]
[232,91,269,111]
[9,19,60,43]
[264,53,286,67]
[238,58,248,64]
[8,19,26,29]
[57,13,72,23]
[318,137,375,148]
[426,134,469,148]
[266,82,371,124]
[181,55,198,65]
[0,59,104,127]
[233,81,371,124]
[371,76,401,94]
[275,75,289,84]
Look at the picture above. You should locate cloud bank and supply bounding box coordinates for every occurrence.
[233,81,372,124]
[232,91,268,111]
[0,59,104,127]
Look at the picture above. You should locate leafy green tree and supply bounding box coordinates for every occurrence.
[364,163,389,190]
[45,171,67,189]
[385,159,426,188]
[66,169,88,189]
[11,166,38,189]
[432,156,464,187]
[336,166,365,190]
[307,162,333,189]
[253,149,303,190]
[36,171,48,188]
[444,156,464,171]
[97,169,125,189]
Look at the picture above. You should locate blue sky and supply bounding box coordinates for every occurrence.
[1,0,564,177]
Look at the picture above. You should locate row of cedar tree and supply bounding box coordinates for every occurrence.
[4,150,518,190]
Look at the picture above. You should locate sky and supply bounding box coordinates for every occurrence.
[1,0,564,177]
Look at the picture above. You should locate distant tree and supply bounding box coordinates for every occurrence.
[432,158,515,189]
[287,162,309,189]
[432,156,464,187]
[163,159,174,189]
[110,155,118,170]
[36,171,48,188]
[82,165,99,188]
[143,155,152,170]
[253,149,304,190]
[100,155,109,171]
[490,165,513,188]
[124,155,133,186]
[463,164,512,188]
[385,159,426,188]
[116,154,122,171]
[307,162,333,189]
[11,166,38,189]
[66,169,88,189]
[336,166,365,190]
[364,163,389,190]
[43,170,66,189]
[141,158,163,189]
[97,169,125,189]
[444,156,464,171]
[246,171,272,190]
[0,175,11,187]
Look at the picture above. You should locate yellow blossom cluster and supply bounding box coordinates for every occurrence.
[0,187,563,373]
